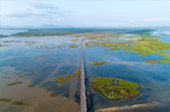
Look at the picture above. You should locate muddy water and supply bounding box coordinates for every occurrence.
[0,36,81,112]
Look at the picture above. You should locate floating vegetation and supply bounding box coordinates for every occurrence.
[56,74,71,83]
[18,75,24,78]
[146,60,157,64]
[74,70,81,80]
[155,60,170,64]
[71,39,80,42]
[56,70,81,83]
[69,44,79,48]
[3,40,21,43]
[50,93,58,97]
[126,69,133,71]
[140,85,145,88]
[28,85,34,88]
[90,77,141,100]
[0,98,12,102]
[31,72,35,75]
[7,81,23,86]
[91,61,107,65]
[25,41,38,44]
[12,101,26,106]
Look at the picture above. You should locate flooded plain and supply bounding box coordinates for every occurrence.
[0,29,170,112]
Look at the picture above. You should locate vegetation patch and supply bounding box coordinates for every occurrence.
[18,75,24,78]
[50,93,58,97]
[146,60,157,64]
[74,70,81,80]
[71,39,80,42]
[125,69,133,71]
[7,81,23,86]
[91,61,107,65]
[0,98,12,102]
[90,77,141,100]
[56,70,81,83]
[31,72,35,75]
[56,74,71,83]
[155,60,170,64]
[69,44,79,48]
[12,101,26,106]
[28,85,34,88]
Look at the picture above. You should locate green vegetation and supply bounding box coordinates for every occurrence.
[31,72,35,75]
[69,44,79,48]
[74,70,81,80]
[7,81,23,86]
[146,60,157,64]
[91,61,107,65]
[25,41,38,44]
[71,39,80,42]
[126,69,133,71]
[0,98,12,102]
[18,75,24,78]
[50,93,58,97]
[140,85,145,88]
[56,70,81,83]
[56,74,71,83]
[155,60,170,64]
[90,77,141,100]
[12,101,26,106]
[28,85,34,88]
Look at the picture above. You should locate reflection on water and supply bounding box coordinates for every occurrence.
[0,29,170,112]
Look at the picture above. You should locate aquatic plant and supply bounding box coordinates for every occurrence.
[12,101,26,106]
[155,60,170,64]
[71,39,80,42]
[7,81,23,86]
[74,70,81,80]
[50,93,58,97]
[18,75,24,78]
[90,77,141,100]
[56,74,72,83]
[28,85,34,88]
[125,69,133,71]
[31,72,35,75]
[69,44,79,48]
[91,61,107,65]
[146,60,157,64]
[0,98,12,102]
[56,70,81,83]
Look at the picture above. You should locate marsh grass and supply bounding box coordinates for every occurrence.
[7,81,23,86]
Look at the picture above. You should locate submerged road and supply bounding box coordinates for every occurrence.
[80,37,87,112]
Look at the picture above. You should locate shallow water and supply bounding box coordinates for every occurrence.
[0,36,81,112]
[0,29,170,112]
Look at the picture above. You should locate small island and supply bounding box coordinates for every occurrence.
[90,77,141,100]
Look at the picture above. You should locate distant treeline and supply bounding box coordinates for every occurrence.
[12,28,154,37]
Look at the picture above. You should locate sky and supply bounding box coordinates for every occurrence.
[0,0,170,28]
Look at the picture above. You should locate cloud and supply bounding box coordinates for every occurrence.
[7,3,67,19]
[31,3,60,10]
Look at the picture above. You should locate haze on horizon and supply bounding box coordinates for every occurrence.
[0,0,169,28]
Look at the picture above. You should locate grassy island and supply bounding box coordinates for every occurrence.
[90,77,141,100]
